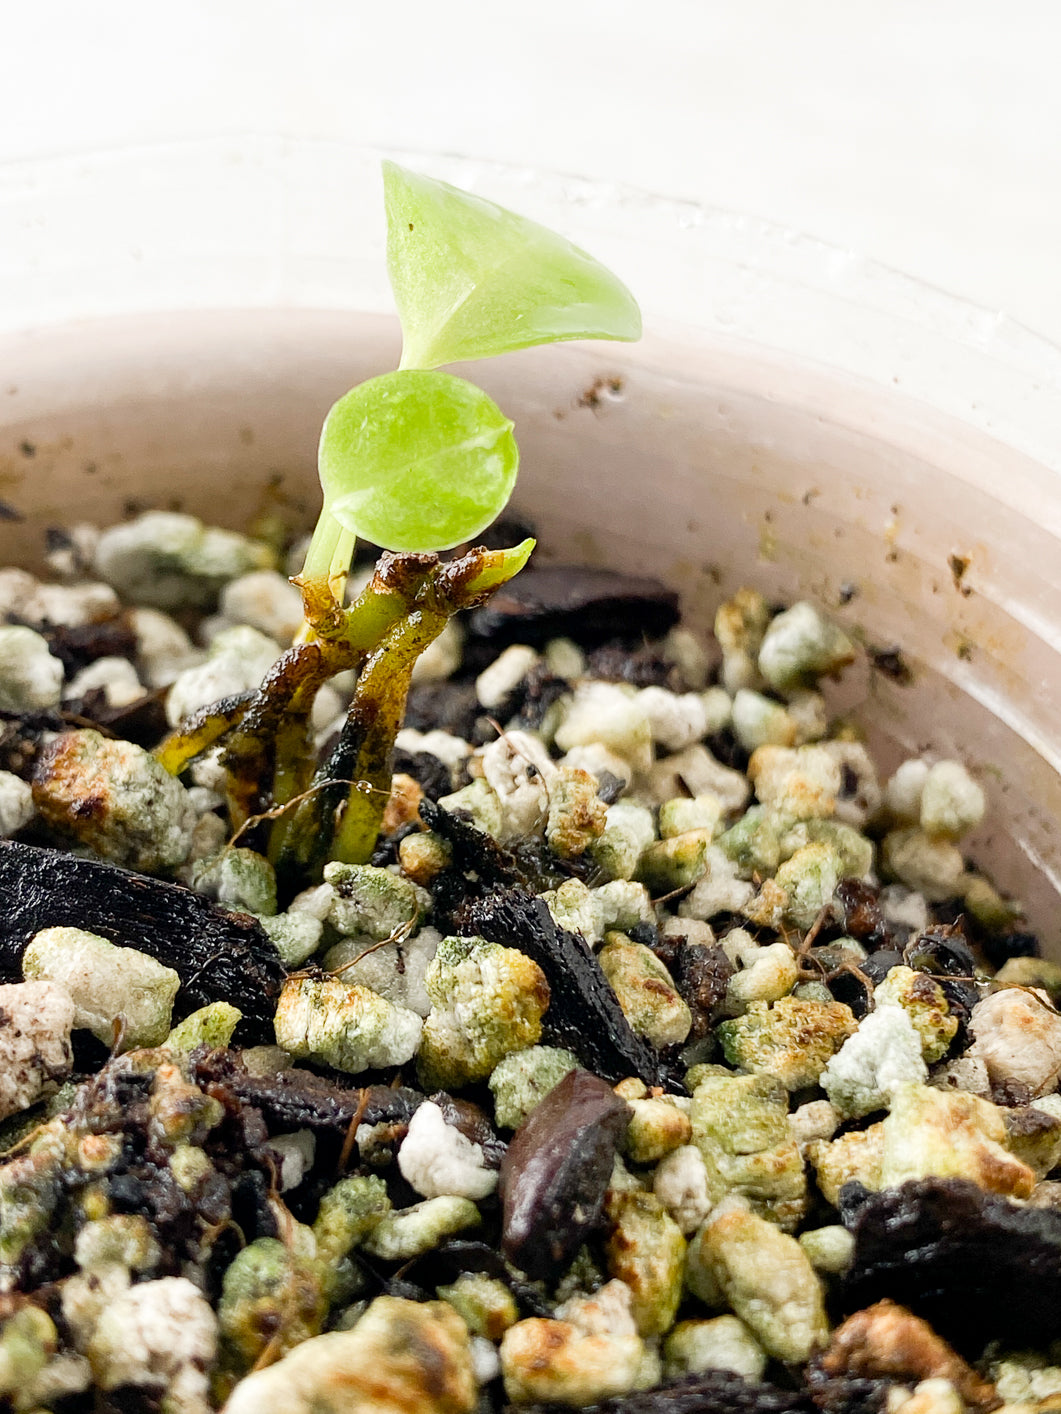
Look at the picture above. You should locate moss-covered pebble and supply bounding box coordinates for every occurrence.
[879,1083,1035,1198]
[543,877,655,947]
[165,1001,242,1053]
[718,997,856,1091]
[218,1236,326,1374]
[313,1174,391,1260]
[882,828,966,902]
[623,1096,693,1164]
[592,800,657,881]
[690,1073,805,1229]
[603,1187,686,1336]
[418,935,549,1090]
[662,1314,767,1382]
[323,861,426,940]
[757,601,855,693]
[689,1200,829,1363]
[222,1296,476,1414]
[437,1272,519,1342]
[258,909,324,967]
[798,1224,855,1275]
[488,1045,580,1130]
[274,975,423,1074]
[361,1196,482,1261]
[731,689,797,752]
[599,933,692,1048]
[637,830,711,893]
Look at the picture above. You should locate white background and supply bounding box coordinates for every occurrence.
[3,0,1060,342]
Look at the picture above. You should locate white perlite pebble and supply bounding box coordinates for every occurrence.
[967,988,1061,1097]
[94,510,271,610]
[324,926,439,1018]
[700,686,734,734]
[476,644,540,710]
[274,975,423,1074]
[398,1100,498,1201]
[561,742,632,792]
[930,1055,991,1098]
[748,744,841,820]
[166,624,282,727]
[821,1005,928,1118]
[725,941,800,1009]
[787,690,829,745]
[129,607,201,688]
[637,686,709,752]
[269,1130,316,1191]
[884,759,930,823]
[0,625,64,712]
[289,883,336,923]
[0,771,33,837]
[0,981,75,1121]
[554,681,653,776]
[0,569,36,618]
[821,740,883,827]
[87,1277,217,1411]
[879,884,931,935]
[679,848,756,921]
[788,1100,841,1149]
[20,581,120,630]
[919,760,986,840]
[478,730,554,843]
[653,1144,715,1234]
[66,656,144,708]
[22,927,180,1050]
[646,744,751,814]
[556,1280,640,1338]
[220,569,305,645]
[471,1334,502,1386]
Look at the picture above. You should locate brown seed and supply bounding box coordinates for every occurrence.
[499,1067,630,1281]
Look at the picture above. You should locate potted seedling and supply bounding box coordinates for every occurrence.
[156,161,641,890]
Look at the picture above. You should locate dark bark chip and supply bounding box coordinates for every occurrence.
[840,1177,1061,1353]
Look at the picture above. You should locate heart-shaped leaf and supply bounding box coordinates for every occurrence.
[318,369,519,553]
[384,161,642,370]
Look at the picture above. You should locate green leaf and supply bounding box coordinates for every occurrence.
[318,370,519,553]
[384,161,642,370]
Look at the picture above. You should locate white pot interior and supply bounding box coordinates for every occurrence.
[1,307,1059,950]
